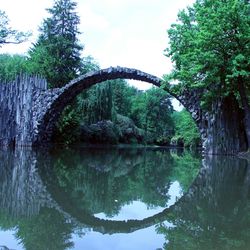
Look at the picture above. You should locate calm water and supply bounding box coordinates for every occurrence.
[0,146,250,250]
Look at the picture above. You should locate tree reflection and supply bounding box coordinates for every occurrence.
[16,208,74,250]
[0,147,201,249]
[44,147,201,217]
[157,156,250,250]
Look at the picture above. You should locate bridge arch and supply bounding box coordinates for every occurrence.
[0,66,245,153]
[34,67,182,144]
[38,152,200,234]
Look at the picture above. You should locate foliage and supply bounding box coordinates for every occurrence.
[71,80,174,145]
[112,79,138,117]
[79,79,136,126]
[0,10,31,47]
[0,54,30,81]
[115,114,145,144]
[28,0,83,88]
[79,55,100,75]
[165,0,250,100]
[81,81,115,124]
[52,102,82,144]
[130,87,174,144]
[27,0,94,144]
[171,110,201,147]
[165,0,250,147]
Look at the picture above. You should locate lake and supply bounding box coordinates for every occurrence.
[0,146,249,250]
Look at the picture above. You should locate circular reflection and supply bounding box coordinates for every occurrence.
[38,146,201,234]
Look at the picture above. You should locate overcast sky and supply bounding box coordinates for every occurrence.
[0,0,194,94]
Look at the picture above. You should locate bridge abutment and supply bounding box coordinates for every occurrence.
[201,95,247,155]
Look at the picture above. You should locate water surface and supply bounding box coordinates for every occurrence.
[0,146,249,250]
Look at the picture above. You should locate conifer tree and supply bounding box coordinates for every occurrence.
[29,0,83,87]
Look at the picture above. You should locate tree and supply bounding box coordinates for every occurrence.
[130,87,174,143]
[80,55,100,75]
[172,110,201,147]
[81,81,115,125]
[0,10,30,47]
[143,87,174,141]
[0,54,29,81]
[112,79,137,117]
[165,0,250,148]
[29,0,83,87]
[28,0,85,144]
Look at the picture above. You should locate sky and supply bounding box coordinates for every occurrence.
[0,0,194,109]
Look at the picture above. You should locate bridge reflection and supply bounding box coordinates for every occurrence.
[0,147,249,249]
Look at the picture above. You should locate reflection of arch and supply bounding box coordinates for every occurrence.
[35,67,182,143]
[3,148,249,235]
[41,156,250,234]
[39,159,198,234]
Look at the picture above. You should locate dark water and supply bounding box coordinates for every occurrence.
[0,146,250,250]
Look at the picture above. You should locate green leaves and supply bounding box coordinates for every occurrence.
[165,0,250,108]
[130,87,174,143]
[0,54,30,81]
[172,110,200,147]
[29,0,83,87]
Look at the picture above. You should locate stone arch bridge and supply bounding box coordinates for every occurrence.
[0,66,246,154]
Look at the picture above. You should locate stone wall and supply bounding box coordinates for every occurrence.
[0,75,47,146]
[203,96,247,154]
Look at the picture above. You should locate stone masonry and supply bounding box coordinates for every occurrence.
[0,66,247,154]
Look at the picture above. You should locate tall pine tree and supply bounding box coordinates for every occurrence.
[29,0,83,87]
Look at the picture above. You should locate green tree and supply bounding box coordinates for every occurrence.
[165,0,250,148]
[112,79,137,117]
[0,10,30,46]
[28,0,87,144]
[80,55,100,75]
[130,91,146,128]
[28,0,83,87]
[130,87,174,143]
[81,81,115,125]
[143,87,174,141]
[172,110,201,147]
[52,56,100,144]
[0,54,29,81]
